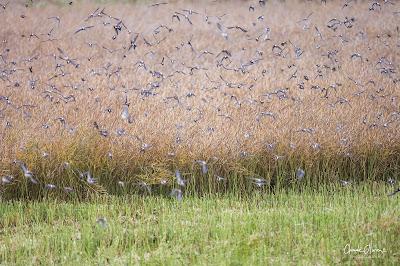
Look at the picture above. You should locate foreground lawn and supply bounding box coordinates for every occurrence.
[0,185,399,265]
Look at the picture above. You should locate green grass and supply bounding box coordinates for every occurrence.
[0,184,398,265]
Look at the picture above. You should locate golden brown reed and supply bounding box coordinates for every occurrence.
[0,0,399,197]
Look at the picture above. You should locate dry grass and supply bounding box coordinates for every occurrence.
[0,0,399,198]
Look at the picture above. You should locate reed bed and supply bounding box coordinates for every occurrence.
[0,0,399,199]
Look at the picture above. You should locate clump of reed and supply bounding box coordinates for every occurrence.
[1,128,398,200]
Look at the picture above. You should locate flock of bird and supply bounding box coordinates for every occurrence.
[0,0,399,198]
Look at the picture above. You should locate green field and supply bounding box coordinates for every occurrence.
[1,184,398,265]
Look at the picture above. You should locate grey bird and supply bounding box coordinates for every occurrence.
[96,217,108,228]
[140,143,152,152]
[195,160,208,174]
[121,104,133,123]
[86,173,96,184]
[296,168,305,180]
[340,180,351,186]
[248,176,268,187]
[138,181,151,194]
[215,175,225,182]
[14,160,38,184]
[170,188,183,201]
[1,175,14,184]
[387,178,396,185]
[79,170,96,184]
[64,187,74,193]
[45,184,56,190]
[216,23,228,40]
[175,170,186,187]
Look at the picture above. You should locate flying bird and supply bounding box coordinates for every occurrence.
[14,160,38,184]
[170,188,183,201]
[74,25,94,34]
[175,170,186,187]
[388,188,400,196]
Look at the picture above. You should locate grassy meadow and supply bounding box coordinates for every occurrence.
[0,0,399,264]
[1,185,399,265]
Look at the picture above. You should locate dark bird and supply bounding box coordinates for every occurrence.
[128,33,139,51]
[1,1,8,10]
[74,25,95,34]
[149,2,168,8]
[388,188,400,196]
